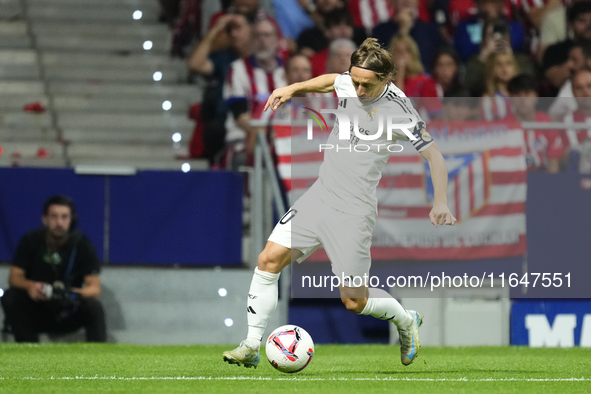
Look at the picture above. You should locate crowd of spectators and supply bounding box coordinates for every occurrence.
[163,0,591,173]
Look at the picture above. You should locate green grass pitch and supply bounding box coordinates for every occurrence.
[1,343,590,393]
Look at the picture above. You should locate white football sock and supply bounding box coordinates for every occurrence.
[359,288,412,329]
[245,267,280,349]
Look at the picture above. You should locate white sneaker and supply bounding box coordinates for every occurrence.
[222,340,260,368]
[397,310,423,366]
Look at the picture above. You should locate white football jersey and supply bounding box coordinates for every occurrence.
[310,71,434,218]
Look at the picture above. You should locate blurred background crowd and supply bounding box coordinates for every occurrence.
[168,0,591,174]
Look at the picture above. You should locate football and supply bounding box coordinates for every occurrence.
[265,325,315,373]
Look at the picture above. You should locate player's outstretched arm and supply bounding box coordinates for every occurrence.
[264,73,339,112]
[420,143,457,227]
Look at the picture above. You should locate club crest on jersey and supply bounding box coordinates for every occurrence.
[366,107,378,122]
[420,129,432,142]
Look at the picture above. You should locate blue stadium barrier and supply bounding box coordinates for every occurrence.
[0,168,105,261]
[0,168,243,265]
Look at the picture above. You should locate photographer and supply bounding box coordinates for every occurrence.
[1,196,106,343]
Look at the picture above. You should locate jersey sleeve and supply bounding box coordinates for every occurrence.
[409,120,435,152]
[388,97,434,152]
[333,71,352,95]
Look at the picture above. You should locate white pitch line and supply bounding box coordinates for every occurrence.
[3,376,590,382]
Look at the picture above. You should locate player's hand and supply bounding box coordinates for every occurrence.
[264,85,295,112]
[429,203,456,227]
[26,281,46,301]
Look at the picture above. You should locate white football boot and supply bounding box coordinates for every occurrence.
[397,310,423,366]
[222,341,260,368]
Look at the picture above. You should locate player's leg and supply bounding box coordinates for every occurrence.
[222,241,298,368]
[320,208,423,366]
[223,241,302,368]
[245,241,301,347]
[340,286,423,366]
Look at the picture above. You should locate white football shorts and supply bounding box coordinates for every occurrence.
[268,191,376,282]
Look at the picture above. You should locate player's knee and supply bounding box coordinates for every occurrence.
[257,248,284,274]
[341,297,366,313]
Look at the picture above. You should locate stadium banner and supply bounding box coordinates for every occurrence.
[274,96,527,261]
[511,300,591,347]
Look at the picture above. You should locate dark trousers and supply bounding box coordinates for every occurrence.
[1,288,107,343]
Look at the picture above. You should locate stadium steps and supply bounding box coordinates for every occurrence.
[47,82,199,101]
[67,143,187,161]
[0,125,57,142]
[35,35,169,54]
[0,111,52,130]
[0,0,206,172]
[0,95,50,111]
[70,158,207,172]
[57,113,193,131]
[61,128,190,144]
[0,141,65,164]
[53,96,189,115]
[26,5,160,24]
[0,81,45,95]
[43,66,185,84]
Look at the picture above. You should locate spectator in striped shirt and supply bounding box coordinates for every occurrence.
[507,74,568,173]
[187,13,253,162]
[223,18,287,168]
[480,50,518,120]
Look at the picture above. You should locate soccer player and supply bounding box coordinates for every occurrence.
[223,38,456,369]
